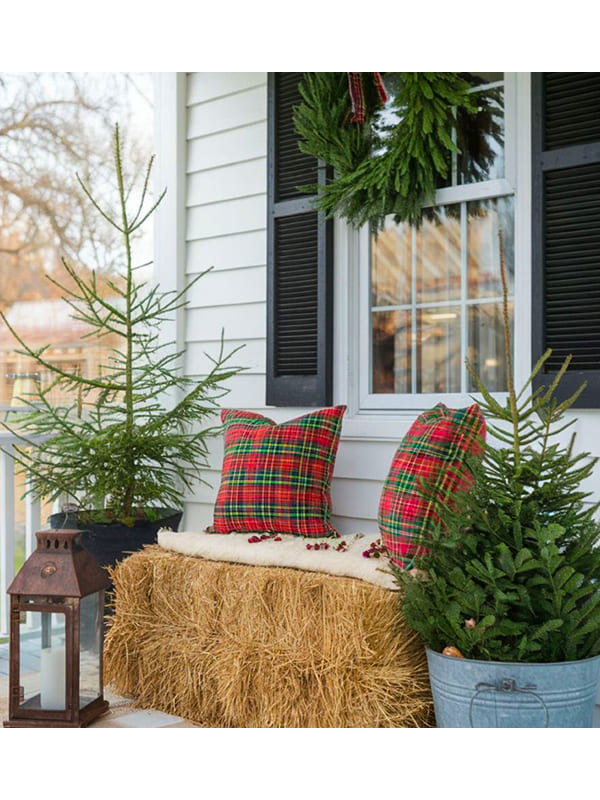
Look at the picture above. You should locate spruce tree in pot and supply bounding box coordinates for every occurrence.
[0,125,240,576]
[394,238,600,727]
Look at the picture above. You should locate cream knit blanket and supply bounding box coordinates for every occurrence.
[157,529,397,591]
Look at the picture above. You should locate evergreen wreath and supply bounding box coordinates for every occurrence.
[294,72,497,229]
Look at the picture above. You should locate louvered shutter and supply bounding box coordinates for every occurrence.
[266,72,333,407]
[532,72,600,406]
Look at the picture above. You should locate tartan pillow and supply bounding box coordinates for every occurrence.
[212,405,346,537]
[378,403,486,570]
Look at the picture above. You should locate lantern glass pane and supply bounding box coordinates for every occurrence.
[18,610,66,711]
[79,590,103,708]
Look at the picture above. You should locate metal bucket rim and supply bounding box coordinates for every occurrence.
[426,647,600,669]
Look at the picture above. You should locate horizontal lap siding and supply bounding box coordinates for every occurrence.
[183,75,600,536]
[185,72,269,531]
[182,74,415,534]
[187,231,266,273]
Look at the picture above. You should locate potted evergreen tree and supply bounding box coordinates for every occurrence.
[0,125,240,573]
[394,238,600,727]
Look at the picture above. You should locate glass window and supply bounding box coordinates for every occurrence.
[18,610,66,711]
[79,591,103,709]
[368,73,514,400]
[370,200,514,396]
[458,73,505,185]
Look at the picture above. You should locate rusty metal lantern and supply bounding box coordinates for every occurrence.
[3,529,110,728]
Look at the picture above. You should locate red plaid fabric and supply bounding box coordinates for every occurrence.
[378,403,486,569]
[347,72,388,123]
[212,406,346,537]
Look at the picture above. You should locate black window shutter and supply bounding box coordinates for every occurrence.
[266,72,333,407]
[532,72,600,406]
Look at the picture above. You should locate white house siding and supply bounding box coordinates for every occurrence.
[175,72,600,537]
[180,72,392,534]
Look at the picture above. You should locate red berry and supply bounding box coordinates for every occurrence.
[274,536,282,542]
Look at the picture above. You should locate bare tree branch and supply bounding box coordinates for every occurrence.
[0,72,154,312]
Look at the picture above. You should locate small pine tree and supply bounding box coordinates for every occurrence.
[395,237,600,663]
[0,125,241,525]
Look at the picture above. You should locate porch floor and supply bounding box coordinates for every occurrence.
[1,641,599,728]
[0,651,196,727]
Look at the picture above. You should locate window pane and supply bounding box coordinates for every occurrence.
[417,307,461,393]
[372,310,412,393]
[468,197,515,299]
[18,611,66,711]
[416,206,461,303]
[369,194,514,397]
[371,219,411,307]
[458,84,505,183]
[467,302,513,392]
[79,591,103,709]
[455,72,505,185]
[381,73,505,190]
[462,72,504,86]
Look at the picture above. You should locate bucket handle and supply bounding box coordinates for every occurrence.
[469,678,549,728]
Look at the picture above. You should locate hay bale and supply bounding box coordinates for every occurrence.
[103,545,433,727]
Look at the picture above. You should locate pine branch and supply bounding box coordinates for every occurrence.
[0,122,242,521]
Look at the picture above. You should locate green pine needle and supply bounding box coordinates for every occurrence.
[1,124,242,523]
[393,235,600,663]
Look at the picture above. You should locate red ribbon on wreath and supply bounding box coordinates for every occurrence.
[347,72,388,124]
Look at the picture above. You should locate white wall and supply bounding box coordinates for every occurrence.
[156,72,600,537]
[170,72,392,534]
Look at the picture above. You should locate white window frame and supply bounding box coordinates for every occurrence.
[333,72,532,435]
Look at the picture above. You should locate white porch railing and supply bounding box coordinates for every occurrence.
[0,427,42,638]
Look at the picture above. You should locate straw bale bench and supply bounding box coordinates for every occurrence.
[103,540,433,727]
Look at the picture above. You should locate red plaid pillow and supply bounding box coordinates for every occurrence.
[212,406,346,537]
[378,403,486,569]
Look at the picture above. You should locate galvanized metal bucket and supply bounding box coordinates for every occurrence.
[426,648,600,727]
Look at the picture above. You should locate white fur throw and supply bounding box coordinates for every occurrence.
[157,529,398,591]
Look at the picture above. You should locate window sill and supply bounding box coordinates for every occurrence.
[340,391,508,441]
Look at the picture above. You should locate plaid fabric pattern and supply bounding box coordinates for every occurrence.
[347,72,388,123]
[212,406,346,537]
[378,403,486,570]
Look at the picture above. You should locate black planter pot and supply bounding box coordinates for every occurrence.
[48,508,183,572]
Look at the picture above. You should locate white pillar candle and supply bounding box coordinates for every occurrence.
[40,646,66,710]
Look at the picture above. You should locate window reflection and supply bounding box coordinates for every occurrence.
[468,198,514,298]
[369,73,513,397]
[458,83,505,184]
[372,310,412,393]
[371,198,514,395]
[468,303,513,393]
[371,220,411,308]
[416,208,461,303]
[416,308,461,393]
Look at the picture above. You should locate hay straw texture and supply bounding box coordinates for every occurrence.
[104,546,433,727]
